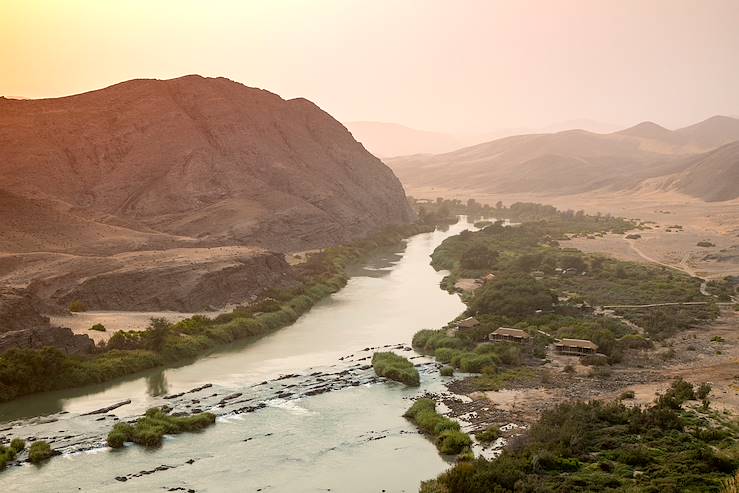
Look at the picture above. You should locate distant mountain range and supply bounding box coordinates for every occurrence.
[343,121,491,157]
[385,116,739,202]
[344,120,623,157]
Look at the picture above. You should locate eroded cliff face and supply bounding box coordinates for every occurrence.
[54,250,294,312]
[0,75,414,315]
[0,288,50,333]
[0,327,95,355]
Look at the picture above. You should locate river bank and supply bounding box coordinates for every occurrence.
[0,223,440,404]
[1,219,480,490]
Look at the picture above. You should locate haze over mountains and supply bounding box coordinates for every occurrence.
[345,120,622,157]
[385,116,739,202]
[0,75,413,312]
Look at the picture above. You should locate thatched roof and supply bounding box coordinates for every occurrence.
[491,327,529,339]
[555,338,598,350]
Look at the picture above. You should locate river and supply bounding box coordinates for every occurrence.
[2,219,477,492]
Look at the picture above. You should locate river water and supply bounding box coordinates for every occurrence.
[2,219,476,492]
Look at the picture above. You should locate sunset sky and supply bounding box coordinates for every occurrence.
[2,0,738,133]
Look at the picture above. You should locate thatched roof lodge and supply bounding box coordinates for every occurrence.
[456,317,480,329]
[489,327,530,344]
[554,338,598,355]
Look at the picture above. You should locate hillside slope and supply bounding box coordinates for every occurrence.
[385,116,739,199]
[0,75,414,254]
[662,141,739,202]
[386,130,686,195]
[0,76,414,312]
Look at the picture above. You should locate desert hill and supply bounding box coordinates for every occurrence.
[0,75,413,253]
[675,115,739,150]
[0,75,414,312]
[385,116,739,199]
[660,141,739,202]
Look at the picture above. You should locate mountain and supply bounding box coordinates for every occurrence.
[344,121,469,157]
[540,119,623,134]
[617,121,678,142]
[387,129,687,195]
[662,141,739,202]
[344,120,623,158]
[0,76,413,253]
[385,116,739,200]
[0,75,414,311]
[675,115,739,150]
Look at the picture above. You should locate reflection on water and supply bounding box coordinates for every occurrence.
[146,371,169,397]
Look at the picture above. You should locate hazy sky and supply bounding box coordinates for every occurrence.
[2,0,738,133]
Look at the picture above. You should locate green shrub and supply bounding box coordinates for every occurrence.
[405,399,471,457]
[437,430,473,455]
[0,438,26,469]
[440,366,454,377]
[371,352,420,386]
[106,407,216,448]
[619,390,636,400]
[68,300,87,312]
[434,347,457,364]
[10,438,25,451]
[475,425,500,442]
[696,382,712,400]
[106,425,129,448]
[28,441,54,463]
[459,353,497,373]
[89,323,106,332]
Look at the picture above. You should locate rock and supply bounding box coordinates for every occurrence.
[0,326,94,355]
[0,287,50,333]
[81,399,131,415]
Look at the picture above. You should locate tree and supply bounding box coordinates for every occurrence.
[560,255,587,272]
[471,276,556,317]
[147,318,171,352]
[460,245,498,270]
[515,253,543,272]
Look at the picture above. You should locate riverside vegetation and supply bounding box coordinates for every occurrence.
[414,202,718,389]
[0,224,434,403]
[412,201,735,489]
[371,352,420,386]
[0,438,25,469]
[404,398,472,457]
[420,379,738,492]
[107,407,216,448]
